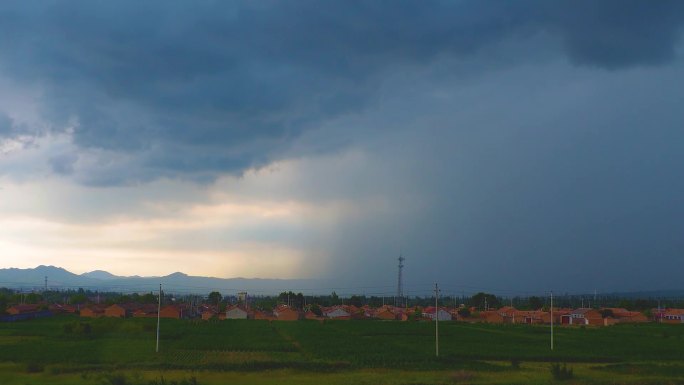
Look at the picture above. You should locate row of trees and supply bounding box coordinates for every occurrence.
[3,286,684,315]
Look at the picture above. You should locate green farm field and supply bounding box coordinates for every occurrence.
[1,316,683,384]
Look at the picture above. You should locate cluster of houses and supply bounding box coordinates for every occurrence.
[76,303,684,325]
[4,302,684,326]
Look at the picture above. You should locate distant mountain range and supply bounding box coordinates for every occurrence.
[2,266,683,298]
[0,265,321,295]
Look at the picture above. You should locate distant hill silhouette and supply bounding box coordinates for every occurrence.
[0,265,320,295]
[81,270,121,280]
[2,266,683,297]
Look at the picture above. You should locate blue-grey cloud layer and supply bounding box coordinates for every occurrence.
[2,1,684,293]
[1,0,682,183]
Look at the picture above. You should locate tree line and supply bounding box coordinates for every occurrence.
[2,286,684,316]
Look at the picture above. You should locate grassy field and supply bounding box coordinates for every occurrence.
[1,316,683,384]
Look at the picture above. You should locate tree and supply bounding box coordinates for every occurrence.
[643,309,653,319]
[140,293,157,304]
[528,296,543,310]
[24,293,43,304]
[618,299,634,310]
[348,295,363,308]
[310,304,322,316]
[276,291,304,309]
[69,293,88,304]
[116,295,132,304]
[469,292,500,310]
[208,291,222,305]
[633,299,653,311]
[0,294,7,315]
[600,309,614,318]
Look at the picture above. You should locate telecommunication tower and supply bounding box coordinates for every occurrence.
[396,256,405,307]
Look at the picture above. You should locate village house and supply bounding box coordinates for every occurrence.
[422,307,453,321]
[375,307,398,320]
[496,306,517,323]
[201,309,218,320]
[304,309,323,320]
[105,304,137,318]
[544,308,571,324]
[225,305,250,319]
[49,304,78,314]
[132,304,158,318]
[659,308,684,324]
[602,308,649,324]
[562,308,604,326]
[253,309,276,320]
[2,304,52,322]
[514,310,547,324]
[478,310,505,324]
[159,305,188,319]
[273,305,302,321]
[80,306,106,318]
[323,306,351,320]
[6,304,41,315]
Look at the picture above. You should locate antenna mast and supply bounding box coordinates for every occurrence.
[396,255,405,307]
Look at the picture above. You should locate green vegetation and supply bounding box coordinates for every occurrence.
[0,316,683,384]
[469,292,501,310]
[550,362,574,380]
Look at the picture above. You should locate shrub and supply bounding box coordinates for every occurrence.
[101,373,129,385]
[510,358,521,369]
[63,323,74,334]
[25,362,45,373]
[550,363,574,380]
[148,375,199,385]
[63,321,92,335]
[449,370,475,383]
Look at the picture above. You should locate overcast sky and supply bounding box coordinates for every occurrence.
[1,1,684,295]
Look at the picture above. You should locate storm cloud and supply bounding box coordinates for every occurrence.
[0,0,682,184]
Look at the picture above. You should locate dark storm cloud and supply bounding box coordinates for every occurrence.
[0,0,682,183]
[550,0,684,68]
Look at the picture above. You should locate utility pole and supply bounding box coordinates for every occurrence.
[434,283,440,357]
[550,291,554,351]
[156,284,161,353]
[44,276,47,292]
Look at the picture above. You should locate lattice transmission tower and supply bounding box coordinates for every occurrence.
[396,255,405,307]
